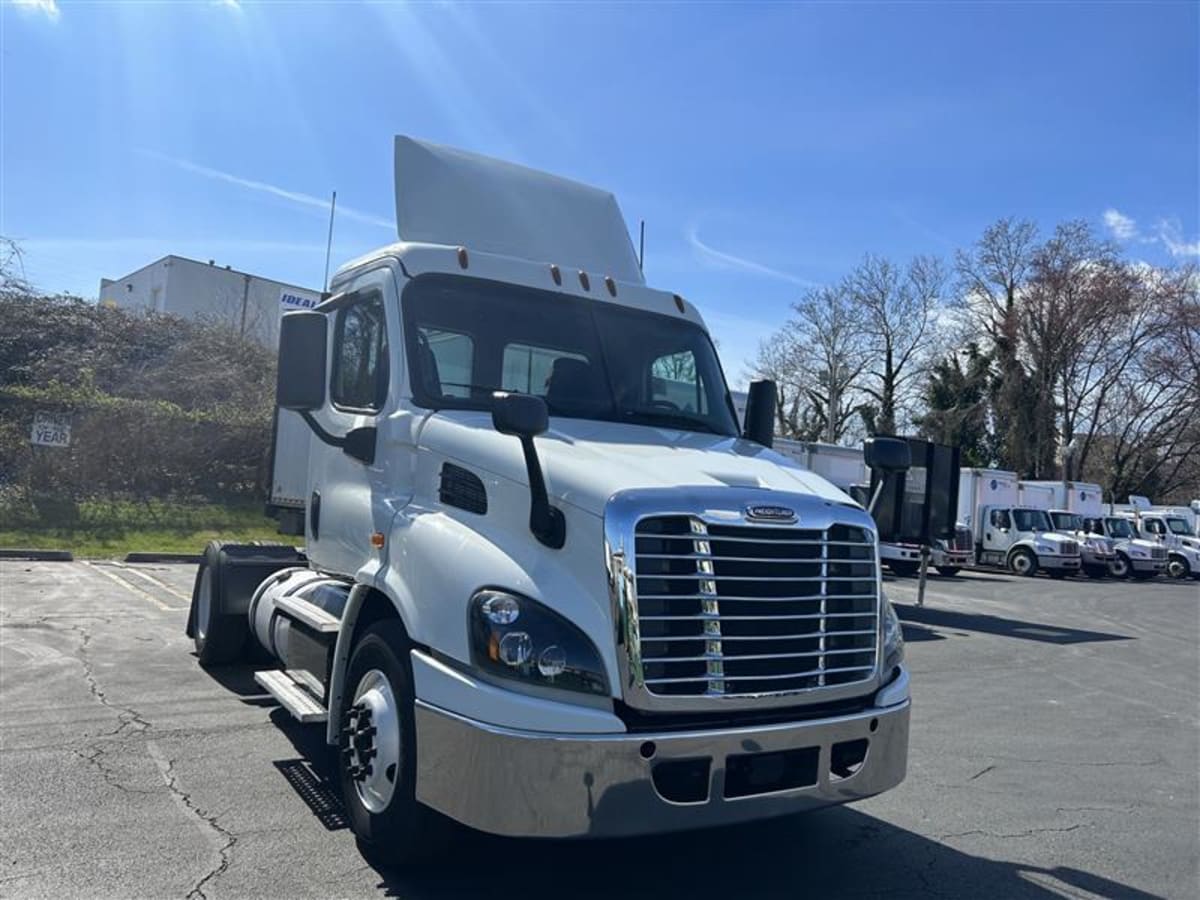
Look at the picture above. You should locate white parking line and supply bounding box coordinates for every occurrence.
[81,561,182,612]
[114,564,193,604]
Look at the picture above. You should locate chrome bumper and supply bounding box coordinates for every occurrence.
[414,674,911,839]
[1081,549,1115,566]
[1040,554,1081,571]
[1131,558,1167,573]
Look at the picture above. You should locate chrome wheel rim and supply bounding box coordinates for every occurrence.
[1012,554,1032,575]
[1111,556,1129,578]
[347,669,401,814]
[196,567,212,639]
[1167,558,1186,579]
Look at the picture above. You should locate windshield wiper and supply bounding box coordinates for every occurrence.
[620,409,723,435]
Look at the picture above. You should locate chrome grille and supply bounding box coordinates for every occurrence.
[1061,540,1078,555]
[1151,546,1167,560]
[951,526,973,551]
[632,516,879,698]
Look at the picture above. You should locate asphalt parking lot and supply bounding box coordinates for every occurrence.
[1,560,1197,899]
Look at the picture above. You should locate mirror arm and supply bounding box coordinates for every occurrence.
[518,435,566,549]
[299,411,346,449]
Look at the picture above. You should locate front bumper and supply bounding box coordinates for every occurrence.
[1129,557,1167,573]
[414,670,911,838]
[1039,553,1081,571]
[1081,549,1115,567]
[931,547,971,567]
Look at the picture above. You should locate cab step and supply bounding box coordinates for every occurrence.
[254,669,328,723]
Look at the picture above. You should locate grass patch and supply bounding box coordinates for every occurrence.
[0,498,287,558]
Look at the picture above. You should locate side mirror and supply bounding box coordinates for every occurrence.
[277,312,328,411]
[864,436,911,474]
[492,391,549,438]
[743,380,777,448]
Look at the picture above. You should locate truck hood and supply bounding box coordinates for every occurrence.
[418,411,856,516]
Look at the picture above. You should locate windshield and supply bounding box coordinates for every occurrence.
[402,275,738,436]
[1050,512,1081,531]
[1105,517,1133,539]
[1166,517,1194,536]
[1012,508,1052,532]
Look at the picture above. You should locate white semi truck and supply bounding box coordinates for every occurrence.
[185,137,911,864]
[958,469,1081,577]
[775,439,972,577]
[1019,481,1116,579]
[1121,497,1200,580]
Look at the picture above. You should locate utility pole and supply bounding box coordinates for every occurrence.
[323,190,338,292]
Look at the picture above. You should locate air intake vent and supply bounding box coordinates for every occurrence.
[439,463,487,515]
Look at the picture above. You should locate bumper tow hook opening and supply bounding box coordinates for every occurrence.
[830,738,870,781]
[639,741,656,760]
[652,757,711,803]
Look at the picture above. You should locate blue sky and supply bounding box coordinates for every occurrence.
[3,0,1197,387]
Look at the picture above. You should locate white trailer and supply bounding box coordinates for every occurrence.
[182,137,911,866]
[958,469,1081,577]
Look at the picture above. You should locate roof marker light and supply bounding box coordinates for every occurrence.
[605,276,617,297]
[674,294,686,313]
[456,247,469,269]
[550,264,562,285]
[579,271,591,291]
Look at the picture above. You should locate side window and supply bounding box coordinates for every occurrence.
[1145,519,1164,535]
[990,509,1010,529]
[331,293,388,411]
[418,327,475,399]
[502,343,588,396]
[649,350,707,414]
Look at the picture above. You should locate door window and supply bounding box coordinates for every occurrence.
[990,509,1010,529]
[331,293,389,411]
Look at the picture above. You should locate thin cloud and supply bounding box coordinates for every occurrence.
[1102,208,1138,242]
[8,0,59,21]
[137,150,394,231]
[686,224,817,288]
[1157,219,1200,259]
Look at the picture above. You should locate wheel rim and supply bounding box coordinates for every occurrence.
[1111,556,1129,577]
[196,567,212,639]
[346,668,401,814]
[1012,554,1031,575]
[1168,559,1186,579]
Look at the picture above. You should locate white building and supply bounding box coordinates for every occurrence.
[98,255,321,348]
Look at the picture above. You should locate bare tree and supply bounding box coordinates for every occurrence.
[0,236,32,300]
[848,253,945,434]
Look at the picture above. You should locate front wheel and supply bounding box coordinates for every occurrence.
[338,620,451,867]
[1166,555,1191,580]
[935,566,961,577]
[1109,553,1131,579]
[1009,548,1038,578]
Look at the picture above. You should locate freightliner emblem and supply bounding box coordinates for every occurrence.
[745,504,798,523]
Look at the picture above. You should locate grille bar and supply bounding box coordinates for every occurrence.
[636,574,876,583]
[636,534,870,547]
[645,665,876,686]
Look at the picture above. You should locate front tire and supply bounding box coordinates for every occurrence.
[1009,548,1038,578]
[935,566,961,577]
[1109,553,1131,579]
[338,620,450,867]
[1166,555,1191,580]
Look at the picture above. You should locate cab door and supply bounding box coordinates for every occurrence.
[306,266,409,580]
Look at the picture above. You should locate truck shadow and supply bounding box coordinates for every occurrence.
[370,805,1160,900]
[895,605,1132,646]
[266,713,1156,900]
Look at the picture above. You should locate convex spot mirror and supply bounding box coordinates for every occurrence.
[277,312,328,411]
[491,391,549,438]
[864,436,911,474]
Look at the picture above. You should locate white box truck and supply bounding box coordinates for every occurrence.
[1019,480,1117,578]
[184,137,910,865]
[958,469,1081,577]
[1121,497,1200,580]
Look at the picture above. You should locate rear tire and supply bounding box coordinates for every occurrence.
[935,566,961,577]
[338,620,451,868]
[887,561,920,577]
[1009,548,1038,578]
[190,541,248,666]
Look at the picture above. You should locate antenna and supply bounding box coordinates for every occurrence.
[322,190,338,291]
[638,219,645,271]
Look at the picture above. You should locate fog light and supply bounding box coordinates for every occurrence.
[499,631,532,666]
[481,593,520,625]
[537,645,567,677]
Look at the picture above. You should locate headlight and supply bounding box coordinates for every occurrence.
[882,595,904,673]
[469,589,609,696]
[1129,548,1147,558]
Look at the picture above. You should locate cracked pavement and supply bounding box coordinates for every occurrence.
[1,560,1197,898]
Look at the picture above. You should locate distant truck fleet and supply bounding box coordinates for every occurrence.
[777,440,1197,582]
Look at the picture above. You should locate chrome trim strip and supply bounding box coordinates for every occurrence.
[605,486,884,713]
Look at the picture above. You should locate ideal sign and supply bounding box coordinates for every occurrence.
[30,412,71,448]
[280,289,320,311]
